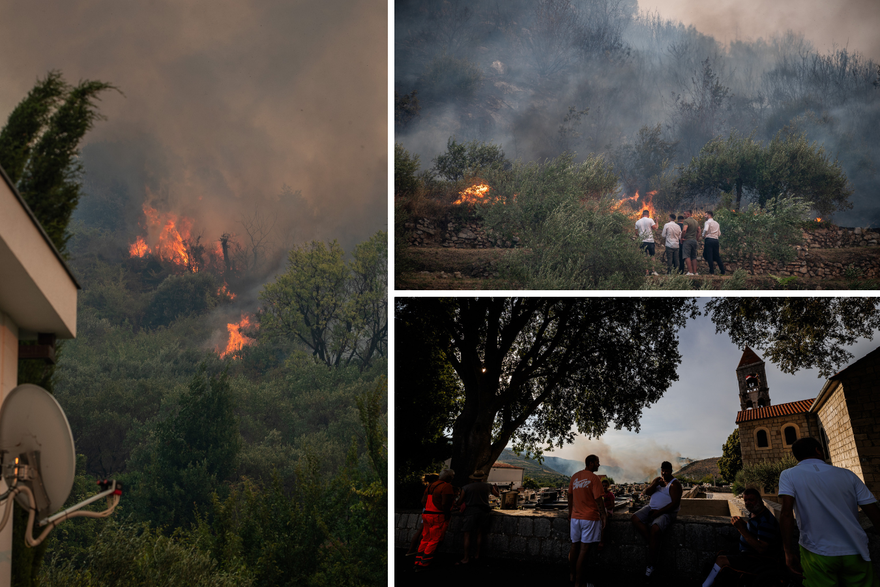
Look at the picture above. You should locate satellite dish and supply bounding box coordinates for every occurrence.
[0,383,75,519]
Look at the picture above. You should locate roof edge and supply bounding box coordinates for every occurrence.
[0,164,81,290]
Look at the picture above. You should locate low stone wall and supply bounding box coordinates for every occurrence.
[404,217,880,279]
[802,225,880,249]
[396,506,880,580]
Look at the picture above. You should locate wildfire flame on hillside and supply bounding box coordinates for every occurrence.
[612,190,658,220]
[453,182,491,206]
[128,205,195,269]
[219,314,256,358]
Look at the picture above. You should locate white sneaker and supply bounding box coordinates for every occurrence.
[651,271,659,275]
[686,272,695,276]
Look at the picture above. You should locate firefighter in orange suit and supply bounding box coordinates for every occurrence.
[414,468,455,570]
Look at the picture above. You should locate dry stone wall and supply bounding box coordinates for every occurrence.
[396,508,880,579]
[404,217,880,279]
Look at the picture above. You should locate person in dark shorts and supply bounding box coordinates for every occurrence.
[631,461,682,579]
[700,488,782,586]
[635,209,658,276]
[676,215,687,273]
[453,469,500,564]
[681,210,701,275]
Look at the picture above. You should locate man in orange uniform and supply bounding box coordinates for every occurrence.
[568,454,608,587]
[414,468,455,570]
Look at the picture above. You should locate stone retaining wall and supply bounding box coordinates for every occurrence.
[396,507,880,580]
[404,217,880,279]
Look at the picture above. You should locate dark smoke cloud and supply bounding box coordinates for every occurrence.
[0,0,387,258]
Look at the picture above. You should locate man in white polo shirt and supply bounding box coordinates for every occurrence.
[701,210,726,275]
[779,437,880,586]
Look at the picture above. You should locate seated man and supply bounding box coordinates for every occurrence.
[701,488,782,586]
[631,461,682,579]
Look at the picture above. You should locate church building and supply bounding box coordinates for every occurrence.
[734,345,880,499]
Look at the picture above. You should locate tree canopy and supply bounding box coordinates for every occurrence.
[718,429,742,484]
[0,70,117,254]
[677,129,852,216]
[705,297,880,377]
[258,232,387,369]
[396,298,698,483]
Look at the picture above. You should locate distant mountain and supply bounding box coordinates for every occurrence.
[675,457,722,481]
[495,449,571,485]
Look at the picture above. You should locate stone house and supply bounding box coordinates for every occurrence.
[735,345,880,498]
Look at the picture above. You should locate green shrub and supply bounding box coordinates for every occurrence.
[736,455,797,495]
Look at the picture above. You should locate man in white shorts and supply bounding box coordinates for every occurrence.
[631,460,682,580]
[568,454,608,587]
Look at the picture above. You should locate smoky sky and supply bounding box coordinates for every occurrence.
[0,0,387,259]
[643,0,880,60]
[547,300,880,474]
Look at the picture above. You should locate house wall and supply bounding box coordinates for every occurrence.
[739,412,815,468]
[817,368,880,498]
[0,312,18,586]
[489,467,523,488]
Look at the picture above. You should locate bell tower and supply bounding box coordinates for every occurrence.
[736,347,771,410]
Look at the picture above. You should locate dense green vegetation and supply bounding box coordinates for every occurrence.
[2,70,386,587]
[35,227,388,587]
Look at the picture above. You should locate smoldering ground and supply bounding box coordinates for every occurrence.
[396,0,880,227]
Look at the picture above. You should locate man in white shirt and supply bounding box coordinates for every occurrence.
[660,213,682,275]
[631,461,682,579]
[701,210,726,275]
[635,210,658,276]
[779,437,880,586]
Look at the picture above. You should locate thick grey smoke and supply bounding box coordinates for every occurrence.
[396,0,880,226]
[0,0,387,260]
[548,437,681,483]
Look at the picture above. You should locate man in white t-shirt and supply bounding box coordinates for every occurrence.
[779,437,880,586]
[634,210,658,276]
[701,210,726,275]
[660,213,682,275]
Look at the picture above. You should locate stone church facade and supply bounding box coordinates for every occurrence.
[735,345,880,499]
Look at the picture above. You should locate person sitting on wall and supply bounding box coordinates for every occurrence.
[700,487,782,586]
[414,468,455,571]
[453,469,500,565]
[631,460,682,580]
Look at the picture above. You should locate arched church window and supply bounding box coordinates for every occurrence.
[757,429,769,448]
[784,425,797,445]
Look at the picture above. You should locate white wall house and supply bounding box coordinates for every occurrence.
[0,165,79,587]
[488,462,524,489]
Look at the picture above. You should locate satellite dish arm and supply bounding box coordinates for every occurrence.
[0,480,122,547]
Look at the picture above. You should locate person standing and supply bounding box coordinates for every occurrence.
[635,210,658,276]
[681,210,701,275]
[414,468,455,571]
[453,470,500,565]
[702,210,726,275]
[568,454,607,587]
[700,487,782,586]
[631,461,682,580]
[661,213,682,275]
[676,215,687,274]
[779,437,880,586]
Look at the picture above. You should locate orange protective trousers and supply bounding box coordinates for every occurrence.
[414,495,449,568]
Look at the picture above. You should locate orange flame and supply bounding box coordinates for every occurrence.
[453,182,491,206]
[129,205,195,269]
[815,218,822,222]
[612,190,658,220]
[129,236,150,257]
[219,314,256,358]
[218,283,236,301]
